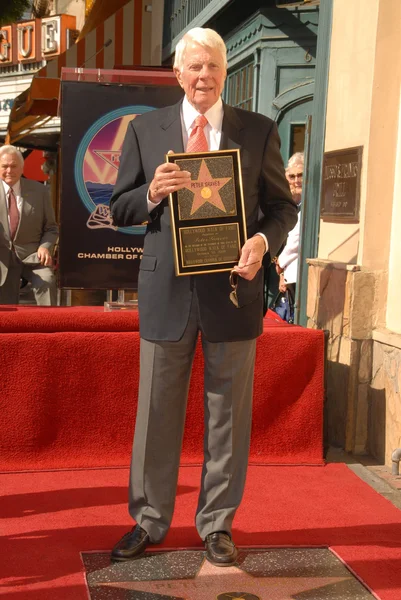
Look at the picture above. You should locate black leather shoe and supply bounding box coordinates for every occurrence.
[205,532,238,566]
[111,525,150,562]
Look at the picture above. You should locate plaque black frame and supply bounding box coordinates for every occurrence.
[320,146,363,223]
[167,149,247,276]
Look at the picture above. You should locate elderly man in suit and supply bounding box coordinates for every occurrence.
[110,27,297,566]
[0,145,58,305]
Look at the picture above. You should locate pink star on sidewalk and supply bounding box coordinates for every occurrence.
[102,556,355,599]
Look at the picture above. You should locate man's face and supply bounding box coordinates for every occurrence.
[285,165,303,202]
[0,153,23,187]
[174,42,227,114]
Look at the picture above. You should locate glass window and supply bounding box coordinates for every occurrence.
[224,61,254,111]
[290,124,306,156]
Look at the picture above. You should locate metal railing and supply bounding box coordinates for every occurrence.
[163,0,214,48]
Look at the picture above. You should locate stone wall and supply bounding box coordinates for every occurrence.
[306,259,400,466]
[370,331,401,464]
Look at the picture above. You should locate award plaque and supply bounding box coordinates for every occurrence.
[167,149,247,276]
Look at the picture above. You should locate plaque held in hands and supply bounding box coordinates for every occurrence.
[167,149,247,276]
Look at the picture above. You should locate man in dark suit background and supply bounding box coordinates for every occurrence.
[0,145,58,305]
[110,27,297,566]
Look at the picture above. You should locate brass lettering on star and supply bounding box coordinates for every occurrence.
[218,594,260,600]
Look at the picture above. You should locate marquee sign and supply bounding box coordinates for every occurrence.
[0,14,77,66]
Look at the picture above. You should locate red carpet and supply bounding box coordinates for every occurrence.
[1,464,401,599]
[0,308,324,470]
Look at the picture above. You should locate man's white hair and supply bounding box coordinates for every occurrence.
[0,145,24,167]
[286,151,304,171]
[174,27,227,72]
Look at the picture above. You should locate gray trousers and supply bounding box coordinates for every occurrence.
[0,251,57,305]
[129,291,256,543]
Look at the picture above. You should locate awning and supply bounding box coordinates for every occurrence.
[6,0,144,149]
[5,77,60,149]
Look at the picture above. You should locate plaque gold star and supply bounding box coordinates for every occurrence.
[185,159,232,216]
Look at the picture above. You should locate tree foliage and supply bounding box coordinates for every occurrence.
[0,1,32,26]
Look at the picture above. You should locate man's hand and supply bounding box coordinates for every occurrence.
[279,272,287,293]
[148,150,191,205]
[37,246,53,267]
[232,235,265,281]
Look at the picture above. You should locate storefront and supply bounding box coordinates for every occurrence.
[5,0,162,150]
[3,0,164,305]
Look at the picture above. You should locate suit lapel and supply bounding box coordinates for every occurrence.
[0,183,10,241]
[160,101,185,154]
[220,102,245,151]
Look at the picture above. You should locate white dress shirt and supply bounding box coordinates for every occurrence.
[180,95,223,151]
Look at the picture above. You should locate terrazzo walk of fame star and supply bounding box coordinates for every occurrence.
[82,548,374,599]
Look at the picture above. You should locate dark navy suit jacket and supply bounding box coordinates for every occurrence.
[110,100,297,342]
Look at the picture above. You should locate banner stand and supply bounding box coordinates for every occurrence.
[58,67,183,293]
[63,289,72,306]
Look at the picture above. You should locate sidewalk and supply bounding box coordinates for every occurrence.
[327,446,401,510]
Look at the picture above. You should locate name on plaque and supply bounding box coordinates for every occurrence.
[320,146,363,223]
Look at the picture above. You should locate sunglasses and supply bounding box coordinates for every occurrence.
[287,172,303,180]
[229,261,261,308]
[229,270,239,308]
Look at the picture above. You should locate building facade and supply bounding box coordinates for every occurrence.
[162,0,401,469]
[0,3,83,148]
[306,0,401,467]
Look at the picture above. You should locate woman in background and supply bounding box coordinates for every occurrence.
[275,151,304,312]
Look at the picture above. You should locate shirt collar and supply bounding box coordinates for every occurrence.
[1,178,21,197]
[182,96,223,133]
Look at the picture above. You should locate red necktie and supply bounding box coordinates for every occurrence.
[186,115,209,153]
[8,187,19,240]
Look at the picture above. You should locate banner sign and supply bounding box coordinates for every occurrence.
[59,75,183,289]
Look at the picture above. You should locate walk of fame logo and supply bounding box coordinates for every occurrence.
[74,106,153,236]
[92,150,121,171]
[86,203,118,231]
